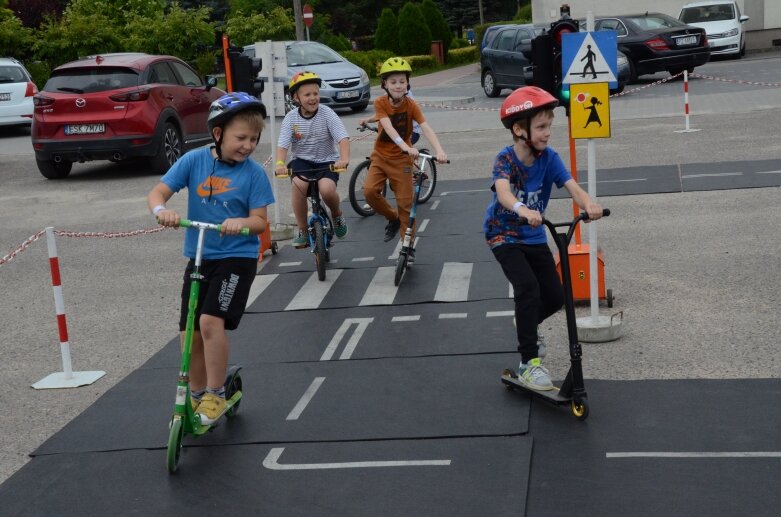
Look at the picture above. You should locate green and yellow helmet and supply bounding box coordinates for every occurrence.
[379,57,412,78]
[288,71,322,95]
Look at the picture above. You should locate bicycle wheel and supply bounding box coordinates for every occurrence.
[416,149,437,204]
[166,416,184,473]
[394,252,407,286]
[313,220,327,281]
[348,159,375,217]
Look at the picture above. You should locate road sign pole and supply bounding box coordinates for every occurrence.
[587,138,599,322]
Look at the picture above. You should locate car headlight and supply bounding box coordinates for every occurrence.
[359,69,369,85]
[711,28,738,38]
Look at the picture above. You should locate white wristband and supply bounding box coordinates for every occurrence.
[393,136,403,146]
[152,205,167,216]
[512,201,525,213]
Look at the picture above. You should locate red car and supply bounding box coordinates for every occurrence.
[32,53,225,179]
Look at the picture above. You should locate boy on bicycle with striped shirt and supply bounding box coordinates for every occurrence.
[363,58,447,261]
[275,72,350,248]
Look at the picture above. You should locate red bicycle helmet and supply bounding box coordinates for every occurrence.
[500,86,558,129]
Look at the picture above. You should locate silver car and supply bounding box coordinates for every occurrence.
[244,41,370,113]
[0,57,37,127]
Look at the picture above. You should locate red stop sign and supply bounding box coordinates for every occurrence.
[303,4,313,27]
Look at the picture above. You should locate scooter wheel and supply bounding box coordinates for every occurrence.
[166,416,184,473]
[571,398,589,421]
[225,373,243,418]
[271,241,278,255]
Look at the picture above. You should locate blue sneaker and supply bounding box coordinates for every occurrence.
[334,215,348,239]
[518,358,553,391]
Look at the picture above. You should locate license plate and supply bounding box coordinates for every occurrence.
[336,90,360,99]
[676,35,697,46]
[65,124,105,135]
[0,93,10,101]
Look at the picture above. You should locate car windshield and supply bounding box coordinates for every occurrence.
[627,13,685,30]
[680,4,735,23]
[43,67,140,94]
[0,66,26,83]
[287,44,342,66]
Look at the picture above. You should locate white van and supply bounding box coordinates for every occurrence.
[679,1,750,58]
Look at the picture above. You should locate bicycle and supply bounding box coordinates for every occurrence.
[276,165,344,281]
[394,151,449,286]
[348,124,437,217]
[167,219,248,473]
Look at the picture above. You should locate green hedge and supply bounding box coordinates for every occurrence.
[447,46,478,65]
[340,49,394,78]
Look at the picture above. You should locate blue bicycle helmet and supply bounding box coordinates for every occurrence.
[207,92,267,133]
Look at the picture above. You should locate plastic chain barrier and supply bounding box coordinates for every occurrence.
[1,226,169,268]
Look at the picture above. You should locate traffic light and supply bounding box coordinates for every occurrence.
[531,33,555,97]
[548,18,579,115]
[227,47,263,96]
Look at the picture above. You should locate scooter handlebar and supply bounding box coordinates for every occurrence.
[178,218,250,236]
[517,209,610,226]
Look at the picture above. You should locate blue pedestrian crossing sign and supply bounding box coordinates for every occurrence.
[561,31,617,88]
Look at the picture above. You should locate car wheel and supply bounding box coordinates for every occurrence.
[482,69,500,97]
[738,41,746,58]
[350,102,369,113]
[36,158,73,179]
[150,122,182,174]
[626,58,638,84]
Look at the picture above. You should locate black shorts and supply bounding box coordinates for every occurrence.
[179,257,257,331]
[289,158,340,183]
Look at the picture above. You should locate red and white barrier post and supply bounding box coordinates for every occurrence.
[32,227,105,389]
[675,70,701,134]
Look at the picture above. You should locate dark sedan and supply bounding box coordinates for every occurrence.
[588,12,710,83]
[480,23,542,97]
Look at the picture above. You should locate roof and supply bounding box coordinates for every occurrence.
[54,53,178,71]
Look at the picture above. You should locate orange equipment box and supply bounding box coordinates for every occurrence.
[554,243,612,307]
[258,223,277,262]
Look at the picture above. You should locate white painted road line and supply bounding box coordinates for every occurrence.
[246,274,277,308]
[351,257,374,262]
[487,311,514,318]
[279,261,303,267]
[439,313,467,319]
[392,315,421,322]
[320,318,374,361]
[756,170,781,174]
[360,267,398,305]
[417,218,429,233]
[434,262,473,301]
[682,172,743,179]
[388,240,402,260]
[285,270,343,311]
[429,200,440,210]
[286,377,325,421]
[263,448,452,470]
[607,451,781,459]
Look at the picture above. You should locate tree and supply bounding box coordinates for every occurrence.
[223,6,295,47]
[421,0,452,58]
[124,3,215,62]
[0,14,34,59]
[397,2,431,56]
[8,0,66,28]
[373,8,398,53]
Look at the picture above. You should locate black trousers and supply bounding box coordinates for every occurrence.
[492,243,564,363]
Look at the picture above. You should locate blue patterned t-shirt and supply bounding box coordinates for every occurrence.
[483,145,572,247]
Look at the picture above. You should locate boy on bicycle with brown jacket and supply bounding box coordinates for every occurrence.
[363,57,447,260]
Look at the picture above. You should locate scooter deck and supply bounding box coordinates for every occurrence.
[501,369,571,405]
[191,390,242,436]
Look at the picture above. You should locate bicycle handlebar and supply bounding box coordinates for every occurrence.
[275,164,346,179]
[178,218,251,236]
[357,123,378,133]
[404,150,450,164]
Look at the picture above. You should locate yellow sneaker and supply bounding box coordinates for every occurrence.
[197,393,227,425]
[190,397,200,412]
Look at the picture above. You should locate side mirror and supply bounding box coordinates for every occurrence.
[205,75,217,91]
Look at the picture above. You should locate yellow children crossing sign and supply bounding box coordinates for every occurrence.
[569,83,610,139]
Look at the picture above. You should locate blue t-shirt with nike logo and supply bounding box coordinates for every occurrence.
[161,146,275,259]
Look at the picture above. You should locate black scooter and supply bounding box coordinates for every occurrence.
[501,209,610,421]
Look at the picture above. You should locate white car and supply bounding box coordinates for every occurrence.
[679,0,749,58]
[0,57,37,127]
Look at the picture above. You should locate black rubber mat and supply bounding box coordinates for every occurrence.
[1,437,532,516]
[526,378,781,516]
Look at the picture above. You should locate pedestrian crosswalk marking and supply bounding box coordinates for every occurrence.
[285,270,343,310]
[320,317,374,361]
[392,315,421,322]
[434,262,473,301]
[280,261,302,267]
[247,274,278,308]
[487,311,514,317]
[360,267,399,306]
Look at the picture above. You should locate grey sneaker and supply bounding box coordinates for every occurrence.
[292,229,308,249]
[536,327,546,359]
[334,215,348,239]
[518,358,554,391]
